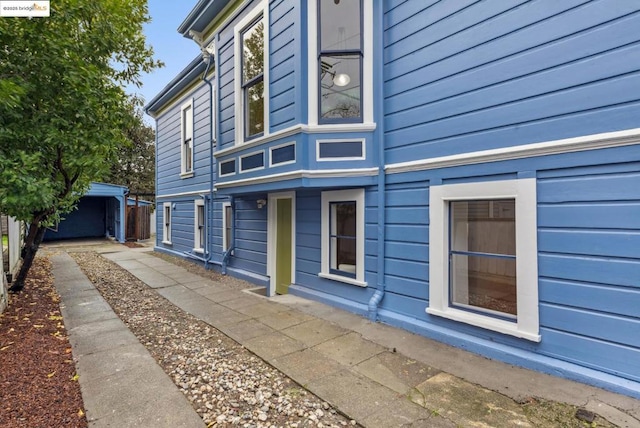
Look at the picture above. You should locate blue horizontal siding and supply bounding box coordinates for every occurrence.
[539,278,640,319]
[383,0,640,163]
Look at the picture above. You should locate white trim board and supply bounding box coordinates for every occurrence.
[386,128,640,174]
[215,167,379,189]
[157,190,211,200]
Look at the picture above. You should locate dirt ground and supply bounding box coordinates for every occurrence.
[0,257,87,428]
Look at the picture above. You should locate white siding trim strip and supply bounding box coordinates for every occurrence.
[215,123,377,158]
[386,128,640,174]
[215,168,378,189]
[157,190,211,200]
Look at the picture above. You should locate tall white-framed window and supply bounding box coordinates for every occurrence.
[181,99,194,178]
[308,0,373,126]
[194,199,205,253]
[319,188,366,287]
[222,201,233,252]
[162,202,172,245]
[234,0,269,144]
[427,178,540,342]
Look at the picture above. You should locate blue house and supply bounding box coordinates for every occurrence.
[146,0,640,398]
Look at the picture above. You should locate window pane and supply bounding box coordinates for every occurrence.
[330,201,357,275]
[224,205,232,250]
[320,0,361,51]
[451,254,517,316]
[451,200,515,255]
[320,54,361,120]
[245,80,264,138]
[242,19,264,83]
[184,140,192,171]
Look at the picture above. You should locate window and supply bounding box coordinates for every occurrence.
[194,199,205,252]
[234,1,269,144]
[318,0,362,122]
[162,202,172,244]
[309,0,372,125]
[222,202,232,252]
[181,100,194,177]
[428,179,540,342]
[320,189,366,286]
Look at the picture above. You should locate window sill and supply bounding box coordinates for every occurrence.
[162,240,173,246]
[193,248,204,254]
[426,307,541,342]
[180,171,194,179]
[318,272,367,288]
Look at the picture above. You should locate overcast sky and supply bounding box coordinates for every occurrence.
[127,0,201,121]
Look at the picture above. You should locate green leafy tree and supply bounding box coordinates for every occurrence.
[105,97,156,199]
[0,0,161,292]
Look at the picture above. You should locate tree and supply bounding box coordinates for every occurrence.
[0,0,161,292]
[105,97,156,199]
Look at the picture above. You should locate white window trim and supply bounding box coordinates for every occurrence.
[234,0,270,145]
[193,199,205,253]
[219,159,236,178]
[269,141,296,167]
[316,138,365,161]
[162,202,172,245]
[180,99,194,178]
[307,0,374,126]
[320,188,367,287]
[427,178,540,342]
[239,150,265,173]
[222,201,232,252]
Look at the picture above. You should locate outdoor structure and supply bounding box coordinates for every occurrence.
[43,182,128,243]
[1,215,22,312]
[146,1,640,398]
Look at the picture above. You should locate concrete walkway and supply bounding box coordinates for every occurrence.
[50,242,640,428]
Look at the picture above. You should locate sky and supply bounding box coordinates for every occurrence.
[127,0,202,122]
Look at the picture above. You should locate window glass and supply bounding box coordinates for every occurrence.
[224,205,232,251]
[320,54,361,120]
[197,204,205,249]
[318,0,362,123]
[320,0,360,51]
[450,200,517,317]
[245,80,264,137]
[242,18,264,139]
[329,201,357,277]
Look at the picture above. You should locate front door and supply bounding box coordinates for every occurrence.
[275,197,292,294]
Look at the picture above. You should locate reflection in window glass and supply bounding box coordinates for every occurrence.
[450,200,517,317]
[318,0,362,123]
[329,201,357,278]
[242,18,264,139]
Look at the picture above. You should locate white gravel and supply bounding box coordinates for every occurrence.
[71,252,355,428]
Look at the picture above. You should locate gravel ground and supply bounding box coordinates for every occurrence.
[71,252,354,428]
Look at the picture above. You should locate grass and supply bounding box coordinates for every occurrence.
[2,234,7,249]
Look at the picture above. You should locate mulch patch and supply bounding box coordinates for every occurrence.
[0,257,87,428]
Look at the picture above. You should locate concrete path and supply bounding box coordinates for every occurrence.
[51,242,640,428]
[52,252,205,428]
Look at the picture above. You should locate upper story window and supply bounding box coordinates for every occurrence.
[309,0,372,126]
[318,0,362,123]
[234,0,269,144]
[181,100,194,178]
